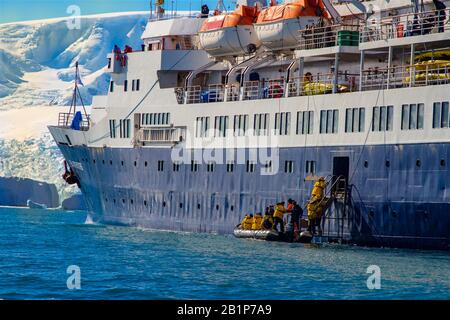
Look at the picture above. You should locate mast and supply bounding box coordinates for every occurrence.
[67,61,88,125]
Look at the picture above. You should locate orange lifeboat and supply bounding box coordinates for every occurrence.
[254,0,330,51]
[199,5,262,57]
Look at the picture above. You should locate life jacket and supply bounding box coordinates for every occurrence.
[311,178,325,200]
[252,214,263,230]
[273,204,286,219]
[262,215,274,229]
[241,215,253,230]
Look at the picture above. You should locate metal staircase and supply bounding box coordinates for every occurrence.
[312,175,350,243]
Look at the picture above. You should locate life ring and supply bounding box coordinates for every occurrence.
[270,83,284,98]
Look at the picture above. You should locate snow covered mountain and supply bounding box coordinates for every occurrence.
[0,12,149,109]
[0,12,150,202]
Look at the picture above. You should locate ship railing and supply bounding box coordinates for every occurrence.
[360,8,450,43]
[205,84,225,103]
[287,73,359,97]
[298,24,360,50]
[148,13,199,22]
[242,80,261,100]
[361,64,450,91]
[136,125,186,145]
[57,112,90,131]
[267,79,286,99]
[225,83,240,102]
[185,85,201,104]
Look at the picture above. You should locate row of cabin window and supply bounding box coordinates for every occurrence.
[109,79,140,93]
[109,119,131,139]
[194,102,448,137]
[95,158,314,174]
[141,113,170,126]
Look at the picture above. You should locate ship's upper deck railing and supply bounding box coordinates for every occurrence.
[361,63,450,91]
[148,13,199,22]
[298,24,360,50]
[360,8,449,43]
[174,62,450,104]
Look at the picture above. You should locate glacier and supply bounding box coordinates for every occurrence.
[0,12,152,206]
[0,11,150,107]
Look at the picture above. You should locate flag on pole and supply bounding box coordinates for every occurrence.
[76,73,84,86]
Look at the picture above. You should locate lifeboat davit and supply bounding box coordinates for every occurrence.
[254,0,330,51]
[199,5,261,57]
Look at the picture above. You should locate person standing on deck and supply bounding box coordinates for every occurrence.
[433,0,447,33]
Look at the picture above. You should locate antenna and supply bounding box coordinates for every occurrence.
[67,61,88,124]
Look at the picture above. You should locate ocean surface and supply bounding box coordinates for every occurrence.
[1,206,450,300]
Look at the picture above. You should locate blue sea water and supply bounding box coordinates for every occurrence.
[1,207,450,300]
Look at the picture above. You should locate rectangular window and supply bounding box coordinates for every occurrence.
[253,113,269,136]
[136,79,140,91]
[196,117,210,137]
[320,109,338,134]
[226,161,234,173]
[110,81,114,92]
[246,160,256,173]
[402,103,424,130]
[173,162,180,172]
[119,119,131,138]
[191,160,199,172]
[305,160,316,174]
[264,161,273,174]
[433,101,450,128]
[284,160,294,173]
[372,106,393,131]
[214,116,229,137]
[345,108,365,133]
[109,119,116,138]
[124,80,128,92]
[157,160,164,172]
[132,80,135,91]
[274,112,291,135]
[233,114,249,136]
[207,162,215,173]
[296,111,313,135]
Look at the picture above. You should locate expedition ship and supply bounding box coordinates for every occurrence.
[49,0,450,250]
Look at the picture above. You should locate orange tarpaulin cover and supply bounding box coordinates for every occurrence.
[200,5,258,32]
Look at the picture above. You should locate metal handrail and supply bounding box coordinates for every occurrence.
[360,8,449,43]
[58,112,90,131]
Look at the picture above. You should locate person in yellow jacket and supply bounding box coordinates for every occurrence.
[252,213,263,230]
[240,214,253,230]
[261,207,274,230]
[307,177,326,235]
[273,202,287,233]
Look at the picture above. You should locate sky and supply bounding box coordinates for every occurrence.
[0,0,238,24]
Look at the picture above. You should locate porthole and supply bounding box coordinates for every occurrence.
[163,201,166,207]
[145,161,148,167]
[102,160,105,165]
[93,159,96,164]
[121,161,124,166]
[216,205,219,211]
[122,199,125,204]
[134,161,137,167]
[364,161,368,168]
[441,159,446,167]
[230,205,234,211]
[179,203,183,209]
[113,199,116,204]
[416,159,421,168]
[144,200,147,206]
[385,160,390,168]
[130,199,134,205]
[197,204,201,210]
[105,198,108,202]
[110,160,113,165]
